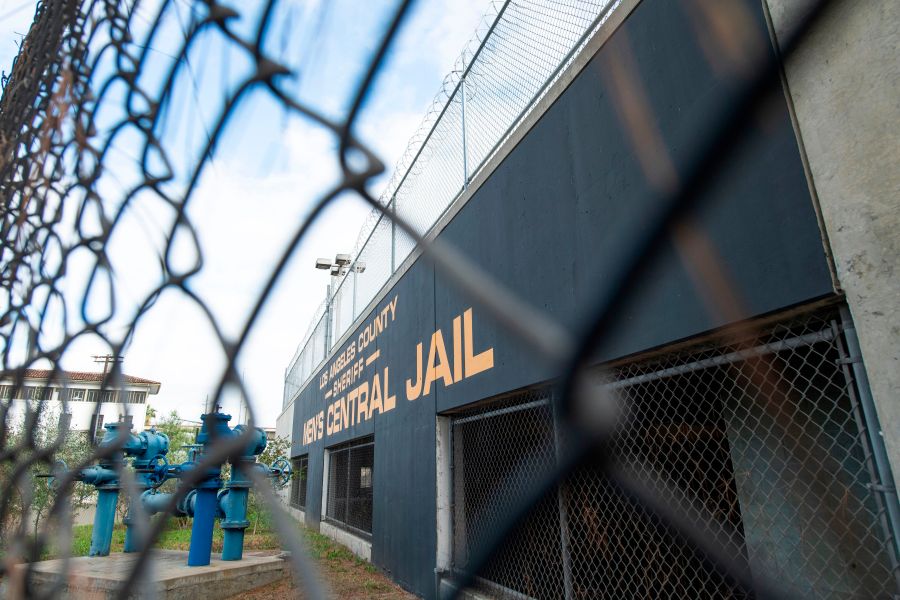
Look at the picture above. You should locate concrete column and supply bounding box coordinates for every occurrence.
[435,416,452,573]
[763,0,900,481]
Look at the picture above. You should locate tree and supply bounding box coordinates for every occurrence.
[153,410,196,467]
[258,434,290,468]
[0,405,95,554]
[247,434,291,535]
[144,405,157,428]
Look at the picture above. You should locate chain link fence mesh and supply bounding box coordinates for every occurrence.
[325,436,374,537]
[283,0,622,405]
[450,308,899,599]
[1,0,896,598]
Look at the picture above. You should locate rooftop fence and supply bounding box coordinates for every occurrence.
[283,0,622,409]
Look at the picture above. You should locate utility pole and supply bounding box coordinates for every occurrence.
[90,353,123,443]
[92,353,123,375]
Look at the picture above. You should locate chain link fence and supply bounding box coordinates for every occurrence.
[450,308,900,599]
[283,0,623,407]
[2,0,897,598]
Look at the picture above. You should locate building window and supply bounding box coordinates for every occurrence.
[85,390,99,403]
[25,386,53,401]
[0,385,12,399]
[100,390,119,403]
[60,388,86,402]
[124,391,146,404]
[325,436,374,536]
[290,455,309,510]
[449,310,899,599]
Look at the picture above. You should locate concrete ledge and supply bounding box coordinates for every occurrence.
[285,505,307,526]
[5,550,289,599]
[320,521,371,561]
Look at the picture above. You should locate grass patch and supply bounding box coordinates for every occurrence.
[67,510,274,557]
[48,510,412,598]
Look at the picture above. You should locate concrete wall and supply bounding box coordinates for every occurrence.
[6,398,149,432]
[764,0,900,481]
[276,400,293,441]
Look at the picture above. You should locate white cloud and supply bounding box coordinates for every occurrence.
[2,0,495,428]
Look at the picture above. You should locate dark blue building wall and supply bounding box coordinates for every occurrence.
[290,0,834,597]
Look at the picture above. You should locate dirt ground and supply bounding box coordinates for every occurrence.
[239,528,418,599]
[242,572,417,600]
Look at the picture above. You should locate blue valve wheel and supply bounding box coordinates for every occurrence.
[148,454,169,486]
[270,457,291,489]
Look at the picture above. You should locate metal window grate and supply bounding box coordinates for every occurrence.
[291,455,309,510]
[326,436,375,536]
[451,309,899,599]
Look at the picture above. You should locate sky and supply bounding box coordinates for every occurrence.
[0,0,492,427]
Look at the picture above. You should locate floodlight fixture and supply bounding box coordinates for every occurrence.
[335,254,351,266]
[353,262,366,273]
[315,258,332,270]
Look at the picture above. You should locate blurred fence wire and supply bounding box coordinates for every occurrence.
[1,0,896,599]
[283,0,620,407]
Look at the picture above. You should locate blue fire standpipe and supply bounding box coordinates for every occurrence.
[217,424,267,561]
[187,411,233,567]
[91,484,120,557]
[122,428,170,552]
[60,418,148,556]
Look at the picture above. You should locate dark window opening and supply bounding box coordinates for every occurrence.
[450,311,897,599]
[325,436,374,536]
[291,454,309,510]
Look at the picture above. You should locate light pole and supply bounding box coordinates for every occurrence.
[315,254,366,354]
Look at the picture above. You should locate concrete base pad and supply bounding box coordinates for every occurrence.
[10,550,289,599]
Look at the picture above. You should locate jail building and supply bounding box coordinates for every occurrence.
[277,0,899,598]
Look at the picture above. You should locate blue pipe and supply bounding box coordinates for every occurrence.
[123,509,138,553]
[123,430,170,553]
[188,488,218,566]
[218,487,250,561]
[90,488,119,556]
[217,425,267,561]
[139,489,187,517]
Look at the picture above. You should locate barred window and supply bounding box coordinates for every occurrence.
[325,436,374,536]
[85,390,99,403]
[450,310,898,599]
[25,386,53,401]
[290,455,309,510]
[100,390,119,403]
[126,391,147,404]
[0,385,12,399]
[59,388,87,402]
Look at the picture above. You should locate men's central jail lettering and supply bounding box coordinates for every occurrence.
[358,295,398,351]
[406,308,494,401]
[326,367,397,436]
[319,295,399,391]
